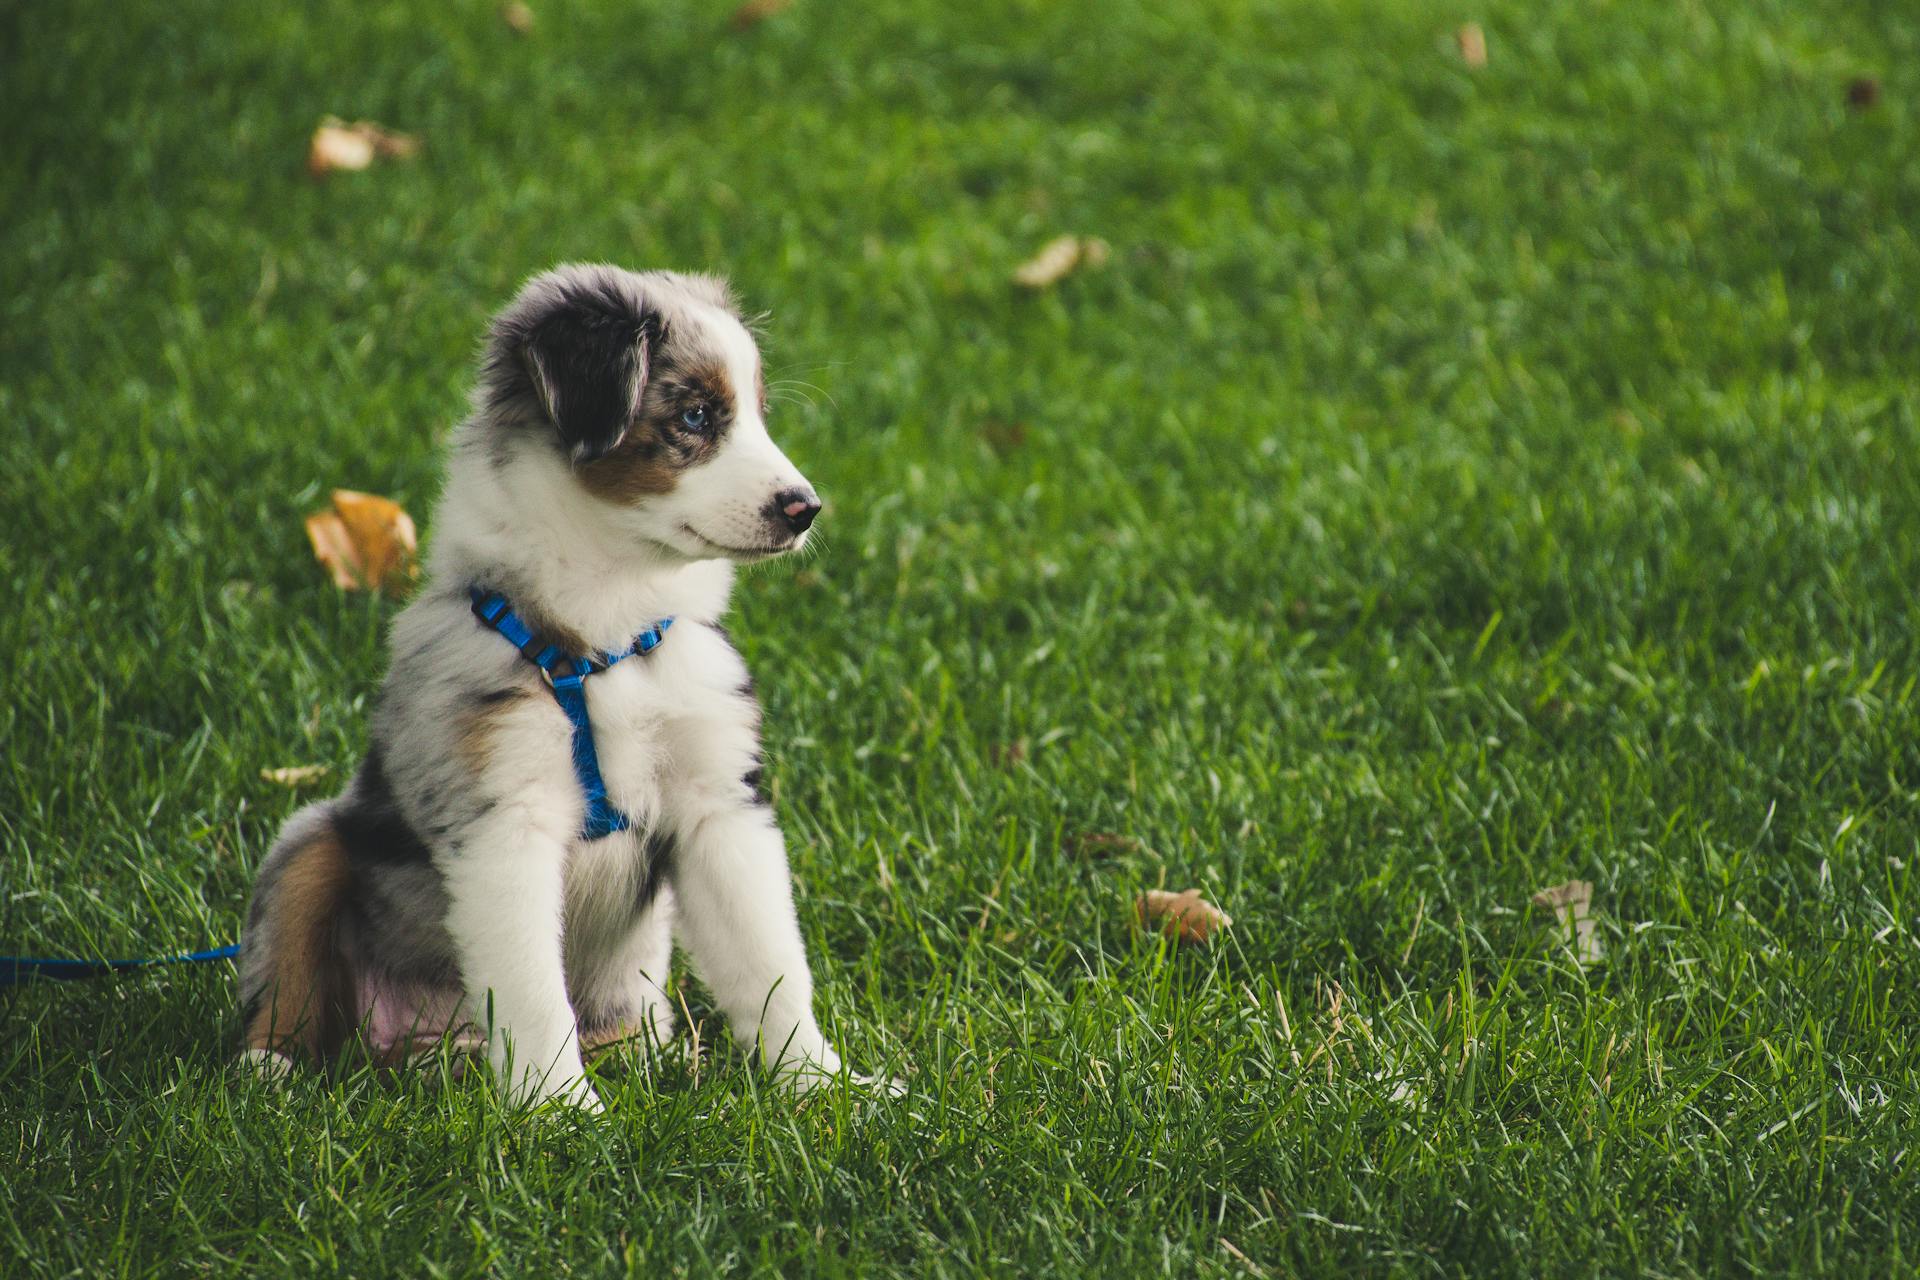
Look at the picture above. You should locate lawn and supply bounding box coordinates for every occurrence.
[3,0,1919,1274]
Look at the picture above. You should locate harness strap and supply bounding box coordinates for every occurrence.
[469,587,672,841]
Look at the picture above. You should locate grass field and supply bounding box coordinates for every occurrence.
[4,0,1919,1274]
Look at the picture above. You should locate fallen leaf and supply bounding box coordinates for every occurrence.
[1137,888,1233,944]
[1067,832,1143,858]
[308,122,374,176]
[1013,235,1111,289]
[1530,879,1604,965]
[981,418,1028,454]
[502,1,535,34]
[261,764,331,787]
[304,509,361,588]
[1456,22,1487,69]
[364,123,421,160]
[730,0,791,31]
[305,488,418,593]
[307,117,421,178]
[1847,76,1881,109]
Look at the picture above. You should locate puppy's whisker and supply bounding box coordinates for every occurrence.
[766,359,849,377]
[770,379,836,410]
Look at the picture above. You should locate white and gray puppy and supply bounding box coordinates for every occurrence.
[238,263,871,1109]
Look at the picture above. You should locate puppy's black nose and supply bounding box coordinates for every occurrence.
[774,486,822,535]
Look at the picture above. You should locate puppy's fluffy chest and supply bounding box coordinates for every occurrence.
[581,620,762,836]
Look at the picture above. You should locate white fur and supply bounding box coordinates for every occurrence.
[238,1047,294,1084]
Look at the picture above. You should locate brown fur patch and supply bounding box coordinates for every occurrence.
[576,357,737,506]
[580,1021,650,1058]
[455,684,540,775]
[522,606,591,660]
[576,415,684,504]
[243,827,352,1062]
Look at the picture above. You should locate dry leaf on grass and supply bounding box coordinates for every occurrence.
[981,418,1028,454]
[730,0,791,31]
[501,1,535,34]
[1136,888,1233,944]
[261,764,331,787]
[1456,23,1488,69]
[307,118,421,178]
[305,489,418,593]
[1067,832,1143,858]
[1013,235,1111,289]
[1531,879,1604,965]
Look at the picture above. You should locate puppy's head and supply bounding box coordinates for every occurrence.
[480,263,819,562]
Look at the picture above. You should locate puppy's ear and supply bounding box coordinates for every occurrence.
[520,304,654,464]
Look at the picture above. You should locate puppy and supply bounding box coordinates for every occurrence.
[238,264,871,1108]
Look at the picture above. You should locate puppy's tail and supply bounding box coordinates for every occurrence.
[238,804,353,1070]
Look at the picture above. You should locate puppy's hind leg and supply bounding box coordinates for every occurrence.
[237,804,354,1079]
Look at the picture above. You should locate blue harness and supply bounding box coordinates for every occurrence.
[469,586,672,841]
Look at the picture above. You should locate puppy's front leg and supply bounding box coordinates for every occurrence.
[670,808,844,1084]
[443,820,596,1109]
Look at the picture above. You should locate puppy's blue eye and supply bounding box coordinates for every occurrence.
[681,405,709,431]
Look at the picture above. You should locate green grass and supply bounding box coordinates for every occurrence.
[3,0,1919,1273]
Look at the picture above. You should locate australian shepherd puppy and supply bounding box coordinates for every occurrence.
[238,264,879,1108]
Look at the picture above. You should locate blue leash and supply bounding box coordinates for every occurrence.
[1,943,239,988]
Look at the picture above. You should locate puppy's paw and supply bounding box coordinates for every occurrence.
[522,1072,604,1114]
[237,1047,295,1084]
[549,1076,606,1114]
[851,1070,908,1097]
[502,1058,604,1113]
[772,1052,905,1098]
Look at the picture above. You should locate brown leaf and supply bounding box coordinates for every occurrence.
[261,764,331,787]
[307,117,421,178]
[1530,879,1603,965]
[981,418,1028,454]
[1456,23,1487,70]
[304,511,360,588]
[730,0,791,31]
[1136,888,1233,944]
[1012,235,1111,289]
[362,123,421,160]
[308,122,374,177]
[501,1,535,34]
[1847,76,1881,109]
[305,488,418,593]
[1067,832,1143,858]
